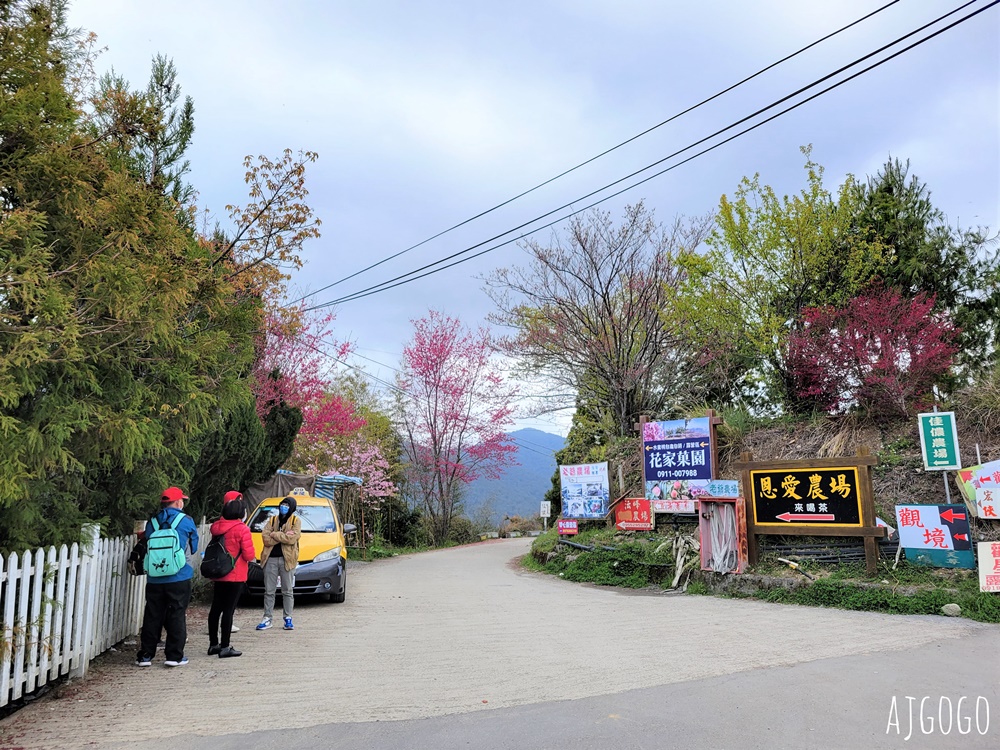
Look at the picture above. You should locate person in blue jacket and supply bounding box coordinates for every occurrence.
[136,486,199,667]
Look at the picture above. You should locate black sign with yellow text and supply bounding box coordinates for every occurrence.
[750,467,863,526]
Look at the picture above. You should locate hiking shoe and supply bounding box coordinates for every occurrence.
[135,655,152,667]
[207,644,221,656]
[164,657,188,667]
[255,618,272,631]
[283,617,294,630]
[218,646,242,658]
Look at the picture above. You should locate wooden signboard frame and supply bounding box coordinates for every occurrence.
[734,447,886,574]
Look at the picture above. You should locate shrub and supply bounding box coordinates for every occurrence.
[788,287,958,418]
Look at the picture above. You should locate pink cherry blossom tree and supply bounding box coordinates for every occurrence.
[253,305,364,446]
[398,311,518,545]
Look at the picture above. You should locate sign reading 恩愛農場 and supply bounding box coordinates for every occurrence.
[615,498,653,531]
[559,462,609,519]
[895,504,975,568]
[642,417,714,513]
[736,451,884,574]
[977,542,1000,592]
[749,468,862,526]
[917,411,961,471]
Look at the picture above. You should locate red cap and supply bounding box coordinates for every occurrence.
[223,490,243,503]
[161,486,188,503]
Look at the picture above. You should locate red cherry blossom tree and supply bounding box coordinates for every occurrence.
[787,287,959,417]
[398,311,518,544]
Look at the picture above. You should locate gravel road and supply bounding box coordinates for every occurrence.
[0,538,991,749]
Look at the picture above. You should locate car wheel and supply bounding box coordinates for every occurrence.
[331,572,346,603]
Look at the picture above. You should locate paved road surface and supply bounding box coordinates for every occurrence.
[1,538,996,749]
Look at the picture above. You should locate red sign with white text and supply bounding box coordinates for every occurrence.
[557,519,579,535]
[615,498,654,531]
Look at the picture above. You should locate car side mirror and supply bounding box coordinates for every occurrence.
[343,523,357,535]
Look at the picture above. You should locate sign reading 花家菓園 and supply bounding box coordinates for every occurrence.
[559,462,609,519]
[917,411,961,471]
[749,468,863,526]
[642,417,713,513]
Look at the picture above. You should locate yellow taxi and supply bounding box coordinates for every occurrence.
[245,488,356,603]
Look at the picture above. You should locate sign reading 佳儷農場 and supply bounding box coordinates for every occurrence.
[917,411,961,471]
[642,417,714,513]
[749,468,863,526]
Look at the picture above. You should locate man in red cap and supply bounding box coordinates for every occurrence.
[136,486,199,668]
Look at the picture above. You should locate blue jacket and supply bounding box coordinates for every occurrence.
[144,507,199,583]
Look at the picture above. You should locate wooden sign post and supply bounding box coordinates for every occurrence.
[734,447,886,574]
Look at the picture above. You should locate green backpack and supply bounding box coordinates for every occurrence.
[144,513,187,577]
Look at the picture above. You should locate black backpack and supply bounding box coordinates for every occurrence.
[127,535,148,576]
[200,531,237,579]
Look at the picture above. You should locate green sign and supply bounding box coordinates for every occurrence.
[917,411,961,471]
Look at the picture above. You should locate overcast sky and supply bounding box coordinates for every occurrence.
[68,0,999,436]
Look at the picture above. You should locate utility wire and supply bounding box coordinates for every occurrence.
[287,0,901,305]
[308,0,992,308]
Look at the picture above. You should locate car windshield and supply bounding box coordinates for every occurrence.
[249,504,338,533]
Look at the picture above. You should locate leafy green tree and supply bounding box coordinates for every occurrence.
[0,1,259,549]
[91,54,196,205]
[682,148,887,411]
[851,158,1000,369]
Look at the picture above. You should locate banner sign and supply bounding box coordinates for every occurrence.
[895,504,975,569]
[749,467,863,526]
[642,418,713,513]
[706,479,739,498]
[559,462,610,519]
[978,542,1000,592]
[557,519,578,535]
[615,498,654,531]
[917,411,961,471]
[955,459,1000,518]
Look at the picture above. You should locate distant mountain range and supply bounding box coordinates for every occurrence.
[460,428,565,522]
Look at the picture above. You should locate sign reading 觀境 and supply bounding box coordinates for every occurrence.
[917,411,961,471]
[642,417,714,513]
[894,504,975,568]
[559,462,609,519]
[749,468,862,526]
[735,450,885,574]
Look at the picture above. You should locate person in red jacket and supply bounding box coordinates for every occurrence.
[207,492,256,658]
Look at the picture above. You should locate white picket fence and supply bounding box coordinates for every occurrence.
[0,526,145,708]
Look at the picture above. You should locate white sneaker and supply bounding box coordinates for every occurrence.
[231,624,240,633]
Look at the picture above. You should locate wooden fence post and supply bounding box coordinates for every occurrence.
[71,524,100,679]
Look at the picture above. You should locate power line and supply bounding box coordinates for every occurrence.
[286,0,901,306]
[307,0,993,308]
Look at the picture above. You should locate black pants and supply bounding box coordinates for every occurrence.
[139,579,192,662]
[208,581,244,648]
